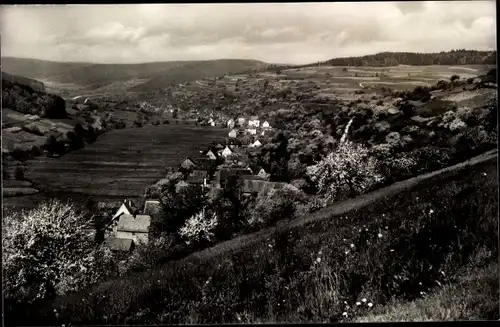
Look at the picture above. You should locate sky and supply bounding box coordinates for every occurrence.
[0,2,496,65]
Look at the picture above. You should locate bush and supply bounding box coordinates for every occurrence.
[306,140,384,204]
[3,200,116,309]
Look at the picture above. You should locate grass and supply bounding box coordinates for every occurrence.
[355,260,498,322]
[10,154,497,325]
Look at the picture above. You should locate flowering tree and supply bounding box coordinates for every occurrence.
[178,209,219,245]
[2,200,116,305]
[306,140,384,204]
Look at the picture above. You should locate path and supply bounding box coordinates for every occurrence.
[183,148,498,262]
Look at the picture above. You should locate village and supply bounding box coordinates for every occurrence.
[96,114,281,253]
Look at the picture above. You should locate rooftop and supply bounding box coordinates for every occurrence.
[117,214,151,233]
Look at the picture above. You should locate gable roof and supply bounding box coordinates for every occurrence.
[117,214,151,233]
[104,237,135,252]
[242,179,279,194]
[112,202,133,220]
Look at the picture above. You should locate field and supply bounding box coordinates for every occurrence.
[193,64,493,102]
[17,124,226,206]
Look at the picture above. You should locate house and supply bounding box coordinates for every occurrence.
[249,139,262,148]
[143,200,161,215]
[262,121,271,129]
[104,237,135,253]
[112,200,136,221]
[227,118,235,129]
[248,116,260,128]
[116,214,151,245]
[221,146,233,158]
[228,129,238,138]
[214,142,225,150]
[205,150,217,160]
[257,168,270,180]
[187,169,209,186]
[237,117,246,126]
[247,128,257,135]
[180,157,197,170]
[208,118,216,126]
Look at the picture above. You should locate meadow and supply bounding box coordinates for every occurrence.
[21,124,227,204]
[17,150,497,325]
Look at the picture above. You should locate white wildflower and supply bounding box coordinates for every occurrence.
[356,302,361,306]
[378,233,383,238]
[316,257,322,263]
[350,244,355,248]
[362,298,367,303]
[342,312,348,317]
[368,303,373,308]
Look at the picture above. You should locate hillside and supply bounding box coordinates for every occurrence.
[1,57,268,94]
[1,72,46,92]
[13,150,497,325]
[321,50,496,67]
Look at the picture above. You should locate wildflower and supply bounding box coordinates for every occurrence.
[440,271,446,277]
[483,172,487,176]
[368,303,373,308]
[436,281,442,287]
[390,249,395,252]
[318,251,322,255]
[362,298,367,303]
[419,282,422,285]
[344,301,348,304]
[345,250,349,255]
[350,244,355,248]
[356,302,361,306]
[378,233,383,238]
[429,209,434,214]
[316,257,322,263]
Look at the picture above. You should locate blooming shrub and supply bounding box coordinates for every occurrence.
[2,200,116,305]
[179,209,219,245]
[306,140,384,203]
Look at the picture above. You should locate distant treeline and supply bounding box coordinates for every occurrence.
[267,50,497,71]
[322,50,497,67]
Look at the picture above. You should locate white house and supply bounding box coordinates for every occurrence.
[116,214,151,245]
[221,146,233,158]
[262,121,271,129]
[257,168,270,180]
[247,128,257,135]
[206,150,217,160]
[227,119,235,129]
[249,139,262,148]
[248,116,260,128]
[112,201,133,221]
[237,117,246,126]
[228,129,238,138]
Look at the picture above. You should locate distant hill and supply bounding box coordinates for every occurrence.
[2,72,46,92]
[320,50,497,67]
[1,57,268,93]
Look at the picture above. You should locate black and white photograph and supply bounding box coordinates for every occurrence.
[1,1,498,324]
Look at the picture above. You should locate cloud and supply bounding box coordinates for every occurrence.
[0,2,496,65]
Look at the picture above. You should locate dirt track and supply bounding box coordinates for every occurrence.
[185,148,498,262]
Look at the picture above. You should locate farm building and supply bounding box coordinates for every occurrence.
[143,200,161,215]
[175,180,190,192]
[116,214,151,245]
[228,129,238,138]
[262,121,271,129]
[247,128,257,135]
[227,119,235,129]
[248,116,260,127]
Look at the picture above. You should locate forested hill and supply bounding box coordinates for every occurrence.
[322,50,497,66]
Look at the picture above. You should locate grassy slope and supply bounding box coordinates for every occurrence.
[2,57,267,93]
[18,150,497,326]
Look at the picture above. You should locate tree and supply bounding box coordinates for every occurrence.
[66,131,84,150]
[2,200,116,307]
[178,209,219,247]
[306,140,384,204]
[450,74,460,82]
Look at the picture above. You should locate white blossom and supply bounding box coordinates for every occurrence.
[179,209,219,243]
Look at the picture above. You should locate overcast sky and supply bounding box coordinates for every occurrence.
[1,2,496,65]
